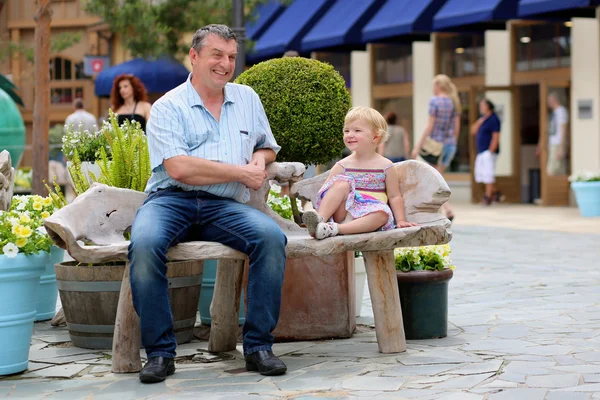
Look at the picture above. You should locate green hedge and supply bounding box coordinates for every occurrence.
[235,57,351,165]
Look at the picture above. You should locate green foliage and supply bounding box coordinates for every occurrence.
[0,74,23,106]
[0,33,81,64]
[267,183,302,221]
[569,171,600,182]
[235,57,351,165]
[83,0,289,60]
[394,245,455,273]
[62,123,109,162]
[68,110,151,195]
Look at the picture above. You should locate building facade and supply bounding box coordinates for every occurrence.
[0,0,130,166]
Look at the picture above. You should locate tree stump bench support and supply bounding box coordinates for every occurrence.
[45,160,452,373]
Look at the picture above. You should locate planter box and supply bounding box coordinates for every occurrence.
[396,269,453,340]
[242,252,355,341]
[571,181,600,217]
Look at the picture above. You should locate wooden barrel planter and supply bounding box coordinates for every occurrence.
[55,260,203,349]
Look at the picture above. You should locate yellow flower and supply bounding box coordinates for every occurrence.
[16,238,28,248]
[16,225,32,238]
[41,211,51,219]
[11,224,21,235]
[20,214,31,223]
[32,201,43,211]
[42,198,53,207]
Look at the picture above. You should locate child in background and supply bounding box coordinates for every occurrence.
[303,106,418,240]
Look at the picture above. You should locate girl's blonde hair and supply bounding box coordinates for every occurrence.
[433,74,461,112]
[344,106,389,144]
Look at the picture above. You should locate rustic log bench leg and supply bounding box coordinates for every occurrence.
[111,262,142,373]
[208,259,245,353]
[363,250,406,353]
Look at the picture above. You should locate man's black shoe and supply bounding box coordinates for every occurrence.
[139,356,175,383]
[245,350,287,376]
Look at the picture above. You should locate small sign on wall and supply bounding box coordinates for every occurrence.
[577,99,593,120]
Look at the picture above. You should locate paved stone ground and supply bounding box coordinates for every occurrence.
[1,211,599,399]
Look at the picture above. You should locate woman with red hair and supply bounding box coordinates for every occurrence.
[110,74,152,133]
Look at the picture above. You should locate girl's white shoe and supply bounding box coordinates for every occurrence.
[303,210,324,238]
[315,222,339,240]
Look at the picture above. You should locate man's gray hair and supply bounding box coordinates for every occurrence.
[191,24,238,53]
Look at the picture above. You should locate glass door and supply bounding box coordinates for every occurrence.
[469,86,520,203]
[539,81,571,206]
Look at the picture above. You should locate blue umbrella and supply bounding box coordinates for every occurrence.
[94,57,190,97]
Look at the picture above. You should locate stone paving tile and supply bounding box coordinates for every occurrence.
[546,392,592,400]
[526,374,581,388]
[341,376,406,391]
[21,363,89,379]
[487,388,549,400]
[429,373,494,390]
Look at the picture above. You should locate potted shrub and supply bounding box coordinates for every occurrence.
[569,170,600,217]
[235,57,356,340]
[0,199,55,375]
[394,244,455,340]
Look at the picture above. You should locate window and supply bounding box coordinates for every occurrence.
[49,56,86,105]
[438,34,485,77]
[373,44,412,84]
[318,52,351,88]
[515,23,571,71]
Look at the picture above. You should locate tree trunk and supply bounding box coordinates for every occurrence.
[32,0,52,195]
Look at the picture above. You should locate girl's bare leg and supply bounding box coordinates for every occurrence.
[317,180,350,221]
[337,211,388,235]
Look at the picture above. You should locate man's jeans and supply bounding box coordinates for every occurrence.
[128,187,287,359]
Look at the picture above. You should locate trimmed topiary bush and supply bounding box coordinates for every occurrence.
[235,57,351,166]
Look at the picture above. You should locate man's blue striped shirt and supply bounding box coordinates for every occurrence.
[145,74,280,203]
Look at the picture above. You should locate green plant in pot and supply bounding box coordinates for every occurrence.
[68,109,151,195]
[394,244,455,340]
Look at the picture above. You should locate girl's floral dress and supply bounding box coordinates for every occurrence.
[315,162,395,231]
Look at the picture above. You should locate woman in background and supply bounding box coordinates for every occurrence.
[110,74,152,133]
[378,111,410,163]
[411,74,461,221]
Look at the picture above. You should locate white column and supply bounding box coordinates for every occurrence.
[350,48,372,108]
[485,29,513,176]
[412,40,435,145]
[571,15,600,173]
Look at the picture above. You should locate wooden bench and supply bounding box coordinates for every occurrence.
[44,160,452,373]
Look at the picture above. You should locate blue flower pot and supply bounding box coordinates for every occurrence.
[571,181,600,217]
[0,252,48,375]
[35,246,65,322]
[198,260,245,326]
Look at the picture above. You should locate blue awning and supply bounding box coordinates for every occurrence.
[363,0,448,42]
[301,0,385,52]
[433,0,518,31]
[518,0,600,18]
[249,0,335,62]
[246,1,286,41]
[94,57,190,97]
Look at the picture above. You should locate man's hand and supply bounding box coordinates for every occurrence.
[556,148,565,160]
[240,163,267,191]
[250,152,266,171]
[397,221,418,228]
